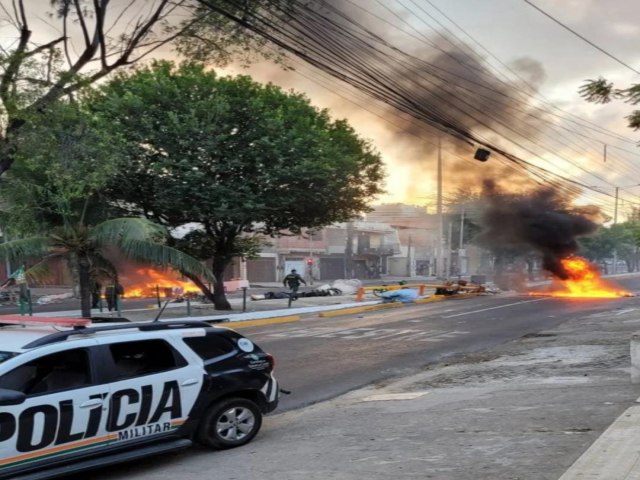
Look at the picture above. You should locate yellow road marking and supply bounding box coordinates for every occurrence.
[319,302,403,318]
[225,315,301,329]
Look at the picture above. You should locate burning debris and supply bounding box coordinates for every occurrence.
[478,182,631,298]
[120,267,200,299]
[531,257,632,298]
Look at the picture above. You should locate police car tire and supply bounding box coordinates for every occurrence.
[196,398,263,449]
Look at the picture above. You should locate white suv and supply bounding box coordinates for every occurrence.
[0,316,279,480]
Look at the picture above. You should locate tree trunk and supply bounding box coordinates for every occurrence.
[77,253,92,318]
[0,118,26,176]
[182,271,215,303]
[182,256,232,310]
[212,255,232,310]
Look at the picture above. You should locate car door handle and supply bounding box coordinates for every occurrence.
[80,399,104,408]
[181,378,199,387]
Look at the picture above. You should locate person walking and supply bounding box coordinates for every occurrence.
[283,269,306,298]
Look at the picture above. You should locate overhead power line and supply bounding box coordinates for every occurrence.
[196,0,640,209]
[523,0,640,75]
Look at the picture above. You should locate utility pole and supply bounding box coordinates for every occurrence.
[613,186,619,274]
[459,206,465,250]
[406,235,412,277]
[345,221,354,279]
[437,138,443,276]
[447,221,453,278]
[308,229,314,286]
[458,206,465,276]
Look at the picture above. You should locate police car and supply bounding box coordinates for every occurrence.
[0,316,279,479]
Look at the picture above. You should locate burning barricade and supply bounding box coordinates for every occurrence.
[530,256,632,298]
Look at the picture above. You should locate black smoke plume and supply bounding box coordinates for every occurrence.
[477,181,599,279]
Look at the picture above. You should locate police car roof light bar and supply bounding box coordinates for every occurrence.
[22,320,216,349]
[0,315,91,328]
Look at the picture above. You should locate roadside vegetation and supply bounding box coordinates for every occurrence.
[0,4,384,312]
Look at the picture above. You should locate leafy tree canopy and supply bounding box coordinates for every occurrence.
[92,61,385,233]
[0,100,213,317]
[0,0,284,176]
[90,61,385,308]
[580,77,640,130]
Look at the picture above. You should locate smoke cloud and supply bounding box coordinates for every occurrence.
[237,1,553,200]
[476,181,599,279]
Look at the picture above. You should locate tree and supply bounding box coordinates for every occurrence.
[580,78,640,130]
[579,226,617,273]
[0,102,213,318]
[0,0,283,177]
[91,61,385,309]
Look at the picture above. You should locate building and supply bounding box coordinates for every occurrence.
[366,204,440,276]
[242,221,401,283]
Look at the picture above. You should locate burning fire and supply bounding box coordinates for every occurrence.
[123,268,200,298]
[532,257,631,298]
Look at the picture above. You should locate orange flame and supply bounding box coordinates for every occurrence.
[123,268,200,298]
[531,257,631,298]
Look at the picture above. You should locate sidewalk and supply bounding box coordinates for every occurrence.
[93,292,640,480]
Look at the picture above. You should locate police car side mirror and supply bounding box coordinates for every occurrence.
[0,388,26,406]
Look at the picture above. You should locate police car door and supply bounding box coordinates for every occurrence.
[0,341,110,477]
[102,334,204,445]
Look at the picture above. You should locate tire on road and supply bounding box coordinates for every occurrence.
[196,397,263,450]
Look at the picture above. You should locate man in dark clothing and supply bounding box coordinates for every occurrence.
[105,282,124,312]
[283,269,306,298]
[91,280,102,309]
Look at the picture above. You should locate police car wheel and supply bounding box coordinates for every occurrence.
[197,398,263,449]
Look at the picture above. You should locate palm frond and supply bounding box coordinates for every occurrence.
[25,254,65,283]
[89,252,118,280]
[90,218,167,247]
[0,237,52,263]
[119,239,216,282]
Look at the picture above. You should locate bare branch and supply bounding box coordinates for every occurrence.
[104,0,138,37]
[73,0,91,49]
[0,2,19,29]
[24,37,66,59]
[62,12,73,67]
[93,0,108,70]
[0,0,31,111]
[15,0,25,28]
[114,0,170,65]
[17,77,55,87]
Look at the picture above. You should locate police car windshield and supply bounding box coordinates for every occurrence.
[0,351,17,364]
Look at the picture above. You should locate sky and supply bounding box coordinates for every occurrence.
[6,0,640,217]
[226,0,640,217]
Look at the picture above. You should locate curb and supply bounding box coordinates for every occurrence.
[415,296,446,305]
[318,302,403,318]
[225,315,301,329]
[558,404,640,479]
[318,293,479,318]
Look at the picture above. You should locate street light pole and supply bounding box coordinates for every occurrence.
[613,186,618,274]
[614,186,619,225]
[436,136,444,278]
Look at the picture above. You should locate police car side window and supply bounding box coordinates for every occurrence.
[0,349,90,396]
[183,335,235,360]
[109,340,187,380]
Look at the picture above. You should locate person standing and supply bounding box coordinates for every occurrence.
[283,269,306,298]
[91,280,102,309]
[105,281,124,312]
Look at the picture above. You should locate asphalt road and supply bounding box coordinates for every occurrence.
[245,276,640,411]
[64,276,640,480]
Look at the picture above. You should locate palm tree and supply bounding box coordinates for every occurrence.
[0,217,215,318]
